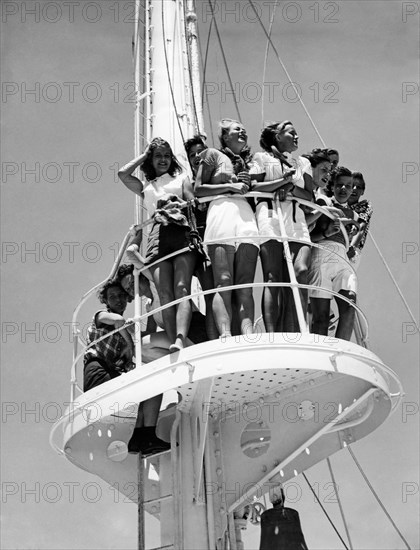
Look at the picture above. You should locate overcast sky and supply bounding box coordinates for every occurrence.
[1,1,419,549]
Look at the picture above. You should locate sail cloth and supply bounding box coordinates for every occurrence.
[259,506,309,550]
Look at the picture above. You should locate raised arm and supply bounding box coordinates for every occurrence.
[96,311,134,359]
[118,146,150,196]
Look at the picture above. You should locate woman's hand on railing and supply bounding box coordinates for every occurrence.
[121,341,135,362]
[230,181,250,195]
[125,243,147,270]
[339,218,360,230]
[324,205,345,218]
[237,171,251,186]
[283,168,296,181]
[324,218,341,237]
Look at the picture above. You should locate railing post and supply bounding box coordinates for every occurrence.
[275,197,309,334]
[70,329,79,404]
[133,267,143,365]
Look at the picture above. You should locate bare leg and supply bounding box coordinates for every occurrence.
[208,244,235,337]
[150,260,176,343]
[234,243,258,335]
[260,240,283,332]
[310,297,331,336]
[335,290,356,341]
[282,243,311,332]
[196,261,218,340]
[171,252,197,350]
[130,396,169,454]
[142,395,164,426]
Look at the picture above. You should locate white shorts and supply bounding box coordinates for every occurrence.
[204,197,259,250]
[308,241,357,299]
[256,199,311,245]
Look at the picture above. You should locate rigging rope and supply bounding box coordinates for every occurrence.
[261,0,280,128]
[206,0,242,123]
[369,233,419,331]
[326,457,354,550]
[247,0,325,147]
[183,1,200,134]
[200,16,215,146]
[140,9,415,548]
[302,472,349,549]
[249,0,417,332]
[347,446,412,550]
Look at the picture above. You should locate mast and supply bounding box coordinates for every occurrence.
[185,0,205,135]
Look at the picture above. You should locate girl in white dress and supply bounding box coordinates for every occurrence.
[250,122,331,332]
[194,119,259,337]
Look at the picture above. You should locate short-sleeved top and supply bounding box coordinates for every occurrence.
[250,152,310,195]
[315,196,358,247]
[84,310,130,373]
[350,199,373,251]
[200,148,235,185]
[143,172,187,217]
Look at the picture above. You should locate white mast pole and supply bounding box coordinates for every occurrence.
[186,0,205,135]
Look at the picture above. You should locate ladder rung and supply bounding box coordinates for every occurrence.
[144,494,173,505]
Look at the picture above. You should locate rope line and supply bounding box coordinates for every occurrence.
[248,0,416,335]
[302,472,349,549]
[369,232,419,331]
[200,15,215,146]
[247,0,325,147]
[183,1,200,133]
[347,446,412,550]
[326,457,354,550]
[261,0,280,128]
[206,0,242,123]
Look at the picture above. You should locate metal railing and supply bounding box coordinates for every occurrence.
[66,191,391,406]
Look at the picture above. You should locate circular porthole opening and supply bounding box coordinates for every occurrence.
[106,441,128,462]
[240,421,271,458]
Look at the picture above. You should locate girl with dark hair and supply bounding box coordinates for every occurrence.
[308,166,359,341]
[118,138,197,352]
[249,122,331,332]
[184,136,218,340]
[194,119,259,338]
[347,171,373,270]
[325,148,339,169]
[84,278,170,455]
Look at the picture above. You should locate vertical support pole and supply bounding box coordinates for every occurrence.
[186,0,205,134]
[204,426,217,550]
[137,456,145,550]
[228,513,238,550]
[70,330,79,403]
[275,198,308,333]
[171,409,182,549]
[133,268,143,365]
[134,0,148,226]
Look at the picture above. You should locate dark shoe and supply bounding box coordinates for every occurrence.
[128,427,171,455]
[141,436,171,456]
[127,427,154,454]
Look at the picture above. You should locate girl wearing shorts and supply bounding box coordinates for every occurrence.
[309,167,359,341]
[119,138,197,352]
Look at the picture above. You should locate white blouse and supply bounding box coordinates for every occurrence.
[142,172,187,216]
